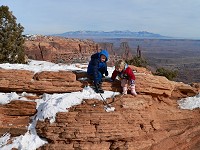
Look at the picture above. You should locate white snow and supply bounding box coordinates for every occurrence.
[35,86,119,123]
[0,92,20,104]
[0,60,88,73]
[178,93,200,110]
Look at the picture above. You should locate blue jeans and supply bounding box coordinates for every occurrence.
[88,71,103,84]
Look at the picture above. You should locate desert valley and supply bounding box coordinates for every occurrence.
[0,35,200,150]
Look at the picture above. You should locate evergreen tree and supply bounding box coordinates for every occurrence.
[0,5,26,63]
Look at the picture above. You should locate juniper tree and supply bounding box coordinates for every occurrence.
[0,5,26,63]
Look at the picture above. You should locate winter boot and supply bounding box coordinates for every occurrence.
[98,82,104,93]
[130,85,137,96]
[122,87,128,95]
[94,83,104,93]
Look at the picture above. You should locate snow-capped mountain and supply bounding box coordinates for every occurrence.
[52,30,170,39]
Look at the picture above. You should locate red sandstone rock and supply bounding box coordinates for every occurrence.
[24,36,99,63]
[191,83,200,92]
[36,95,200,150]
[129,65,152,75]
[0,66,199,149]
[24,35,133,66]
[34,71,76,82]
[0,100,36,137]
[0,69,82,93]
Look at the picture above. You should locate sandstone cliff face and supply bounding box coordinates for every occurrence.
[24,35,121,66]
[24,36,99,63]
[0,66,200,150]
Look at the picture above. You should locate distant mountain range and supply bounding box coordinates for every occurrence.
[52,30,171,39]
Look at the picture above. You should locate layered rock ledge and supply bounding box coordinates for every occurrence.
[0,67,200,150]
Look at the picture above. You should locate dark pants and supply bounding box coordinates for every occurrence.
[88,71,103,84]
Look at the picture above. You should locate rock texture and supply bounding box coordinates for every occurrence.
[0,100,37,137]
[24,35,122,66]
[24,35,99,63]
[0,66,200,149]
[0,69,82,93]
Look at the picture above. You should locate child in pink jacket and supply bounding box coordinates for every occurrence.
[111,60,137,95]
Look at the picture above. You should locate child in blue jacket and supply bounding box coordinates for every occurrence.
[87,50,109,93]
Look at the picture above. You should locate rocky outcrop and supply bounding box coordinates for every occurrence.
[191,83,200,92]
[36,96,200,150]
[24,35,99,63]
[0,100,37,137]
[0,68,197,97]
[0,67,200,149]
[24,35,127,66]
[0,69,82,93]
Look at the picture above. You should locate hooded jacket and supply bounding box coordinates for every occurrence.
[87,50,109,83]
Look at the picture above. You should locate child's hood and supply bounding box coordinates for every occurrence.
[98,50,109,61]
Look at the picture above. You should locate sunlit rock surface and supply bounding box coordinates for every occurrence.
[0,66,200,149]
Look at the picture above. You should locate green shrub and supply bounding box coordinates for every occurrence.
[154,67,178,80]
[125,56,147,67]
[0,5,26,63]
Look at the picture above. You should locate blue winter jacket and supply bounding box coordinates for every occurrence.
[87,50,109,83]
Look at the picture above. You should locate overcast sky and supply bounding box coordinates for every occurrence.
[1,0,200,39]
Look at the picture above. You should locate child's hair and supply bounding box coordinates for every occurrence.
[115,59,126,68]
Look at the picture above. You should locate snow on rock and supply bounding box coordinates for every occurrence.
[178,93,200,110]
